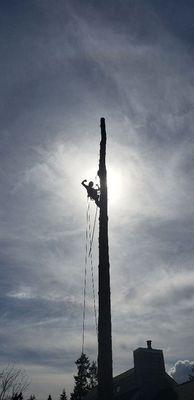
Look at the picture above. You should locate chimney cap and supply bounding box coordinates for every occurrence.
[147,340,152,349]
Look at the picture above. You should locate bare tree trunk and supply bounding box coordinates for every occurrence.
[98,118,113,400]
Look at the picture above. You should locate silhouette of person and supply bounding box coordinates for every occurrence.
[81,179,100,207]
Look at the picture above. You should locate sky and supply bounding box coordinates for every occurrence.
[0,0,194,398]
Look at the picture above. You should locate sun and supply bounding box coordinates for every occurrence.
[81,164,123,207]
[107,166,123,206]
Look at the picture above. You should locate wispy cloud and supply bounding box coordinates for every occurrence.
[0,0,194,397]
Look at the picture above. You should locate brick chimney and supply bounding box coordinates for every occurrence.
[133,341,168,400]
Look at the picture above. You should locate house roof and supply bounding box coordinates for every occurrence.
[85,368,138,400]
[84,368,177,400]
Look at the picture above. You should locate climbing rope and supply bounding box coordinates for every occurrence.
[81,196,98,354]
[82,197,89,354]
[88,202,98,256]
[88,201,98,336]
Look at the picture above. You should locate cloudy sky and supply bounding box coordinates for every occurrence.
[1,0,194,397]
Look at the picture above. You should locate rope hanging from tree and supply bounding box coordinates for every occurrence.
[82,196,98,354]
[88,202,98,335]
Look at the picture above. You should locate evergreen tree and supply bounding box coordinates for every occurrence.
[47,395,52,400]
[60,388,68,400]
[88,361,98,389]
[70,353,90,400]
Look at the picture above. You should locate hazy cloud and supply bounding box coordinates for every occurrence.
[0,0,194,397]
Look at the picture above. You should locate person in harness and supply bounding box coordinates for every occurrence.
[81,179,100,207]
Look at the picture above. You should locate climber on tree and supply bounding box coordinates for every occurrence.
[81,179,100,207]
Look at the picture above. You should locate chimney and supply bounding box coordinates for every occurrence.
[133,341,168,400]
[147,340,152,349]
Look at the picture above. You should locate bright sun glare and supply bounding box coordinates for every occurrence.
[107,166,122,205]
[84,165,123,206]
